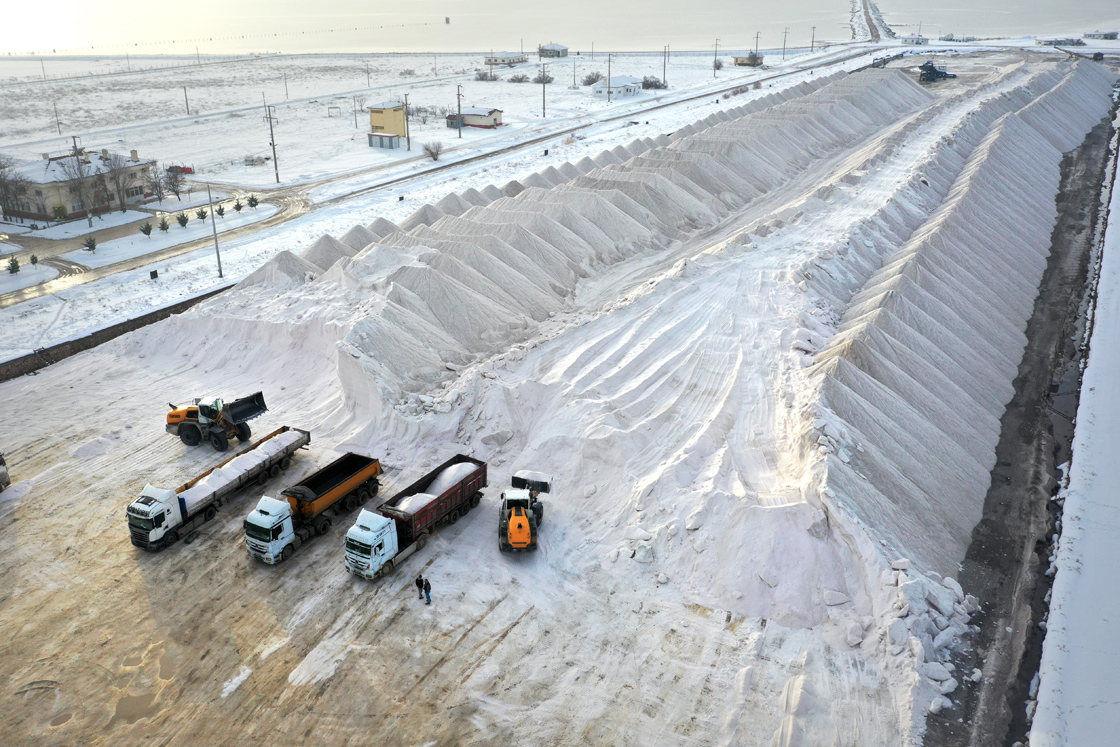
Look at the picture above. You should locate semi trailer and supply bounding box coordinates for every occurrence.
[126,426,309,551]
[344,454,487,580]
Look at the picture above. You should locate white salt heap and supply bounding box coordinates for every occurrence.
[149,60,1118,741]
[179,430,305,513]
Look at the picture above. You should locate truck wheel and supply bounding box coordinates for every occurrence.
[236,423,252,442]
[470,492,481,508]
[449,510,460,525]
[210,432,229,452]
[460,501,471,515]
[357,488,371,505]
[368,479,380,497]
[179,424,201,446]
[165,531,179,548]
[205,506,217,522]
[343,494,358,512]
[280,457,292,471]
[315,517,331,536]
[270,464,281,479]
[257,470,269,486]
[281,544,294,562]
[416,533,428,550]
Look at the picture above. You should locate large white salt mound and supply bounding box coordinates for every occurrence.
[395,492,437,514]
[239,251,321,289]
[300,234,357,270]
[339,225,378,251]
[399,203,445,232]
[434,192,472,217]
[458,187,491,207]
[501,180,525,197]
[367,217,401,238]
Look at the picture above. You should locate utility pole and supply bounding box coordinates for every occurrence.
[456,84,463,138]
[263,97,280,183]
[183,86,190,115]
[353,95,358,128]
[811,26,816,52]
[714,38,720,78]
[71,136,93,228]
[206,184,223,278]
[591,41,594,60]
[366,61,370,87]
[663,45,668,87]
[607,53,612,103]
[196,46,201,65]
[283,73,288,100]
[404,93,411,151]
[540,64,547,117]
[754,31,761,55]
[126,53,130,72]
[52,101,61,135]
[40,58,46,80]
[782,28,789,60]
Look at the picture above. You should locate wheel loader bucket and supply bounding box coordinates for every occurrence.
[223,392,268,424]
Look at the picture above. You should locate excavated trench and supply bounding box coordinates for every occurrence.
[923,102,1119,747]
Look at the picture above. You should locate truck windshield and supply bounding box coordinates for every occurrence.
[244,520,273,542]
[345,537,373,556]
[128,515,154,531]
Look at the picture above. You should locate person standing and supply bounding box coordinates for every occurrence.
[423,577,431,605]
[415,574,424,600]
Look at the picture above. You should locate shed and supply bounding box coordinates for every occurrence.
[901,35,928,45]
[539,43,568,58]
[733,53,764,67]
[447,108,503,129]
[591,75,642,98]
[1084,31,1118,40]
[368,133,402,149]
[485,52,526,67]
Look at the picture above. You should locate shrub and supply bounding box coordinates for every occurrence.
[158,217,170,232]
[216,204,225,218]
[713,58,724,70]
[422,141,444,161]
[30,254,38,265]
[247,195,259,209]
[196,207,208,220]
[82,236,96,252]
[233,199,243,213]
[176,213,188,227]
[582,71,604,86]
[7,256,18,274]
[509,73,530,83]
[642,76,667,89]
[139,221,153,237]
[532,71,554,84]
[475,70,500,81]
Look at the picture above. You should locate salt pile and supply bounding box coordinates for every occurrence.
[395,492,437,515]
[300,234,357,270]
[425,462,479,496]
[178,430,305,513]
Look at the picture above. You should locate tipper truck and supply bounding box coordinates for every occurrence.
[244,453,382,564]
[345,454,487,580]
[127,426,310,551]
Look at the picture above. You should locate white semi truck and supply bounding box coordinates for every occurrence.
[126,426,310,551]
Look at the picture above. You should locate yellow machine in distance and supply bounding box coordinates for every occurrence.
[498,470,551,552]
[166,392,267,452]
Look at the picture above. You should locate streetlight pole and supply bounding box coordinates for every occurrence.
[607,53,612,104]
[404,93,411,151]
[263,98,279,183]
[540,64,547,117]
[754,31,761,55]
[811,26,816,52]
[456,85,463,138]
[206,184,222,278]
[782,28,789,60]
[714,38,720,77]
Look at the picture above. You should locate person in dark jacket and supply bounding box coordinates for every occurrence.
[423,577,431,605]
[415,574,424,600]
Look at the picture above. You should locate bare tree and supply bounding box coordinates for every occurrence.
[532,70,554,84]
[104,153,132,212]
[163,168,184,201]
[422,141,444,161]
[57,151,98,228]
[0,155,30,222]
[146,164,166,204]
[582,71,604,86]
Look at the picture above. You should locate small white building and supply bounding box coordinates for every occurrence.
[1084,30,1118,40]
[900,34,928,45]
[484,52,526,67]
[1035,37,1083,46]
[591,75,642,98]
[539,43,568,58]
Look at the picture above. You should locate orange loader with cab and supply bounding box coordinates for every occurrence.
[166,392,268,452]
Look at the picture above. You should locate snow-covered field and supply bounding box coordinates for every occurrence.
[1,46,1114,746]
[0,261,58,294]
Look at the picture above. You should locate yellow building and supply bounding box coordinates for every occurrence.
[368,101,407,137]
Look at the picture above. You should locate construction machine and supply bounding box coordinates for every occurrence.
[918,61,956,83]
[166,392,268,452]
[498,470,550,552]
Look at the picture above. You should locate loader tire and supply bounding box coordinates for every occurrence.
[179,424,201,446]
[210,432,229,452]
[236,423,252,442]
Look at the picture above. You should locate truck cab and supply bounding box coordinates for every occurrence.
[126,485,183,548]
[244,496,294,564]
[344,509,401,579]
